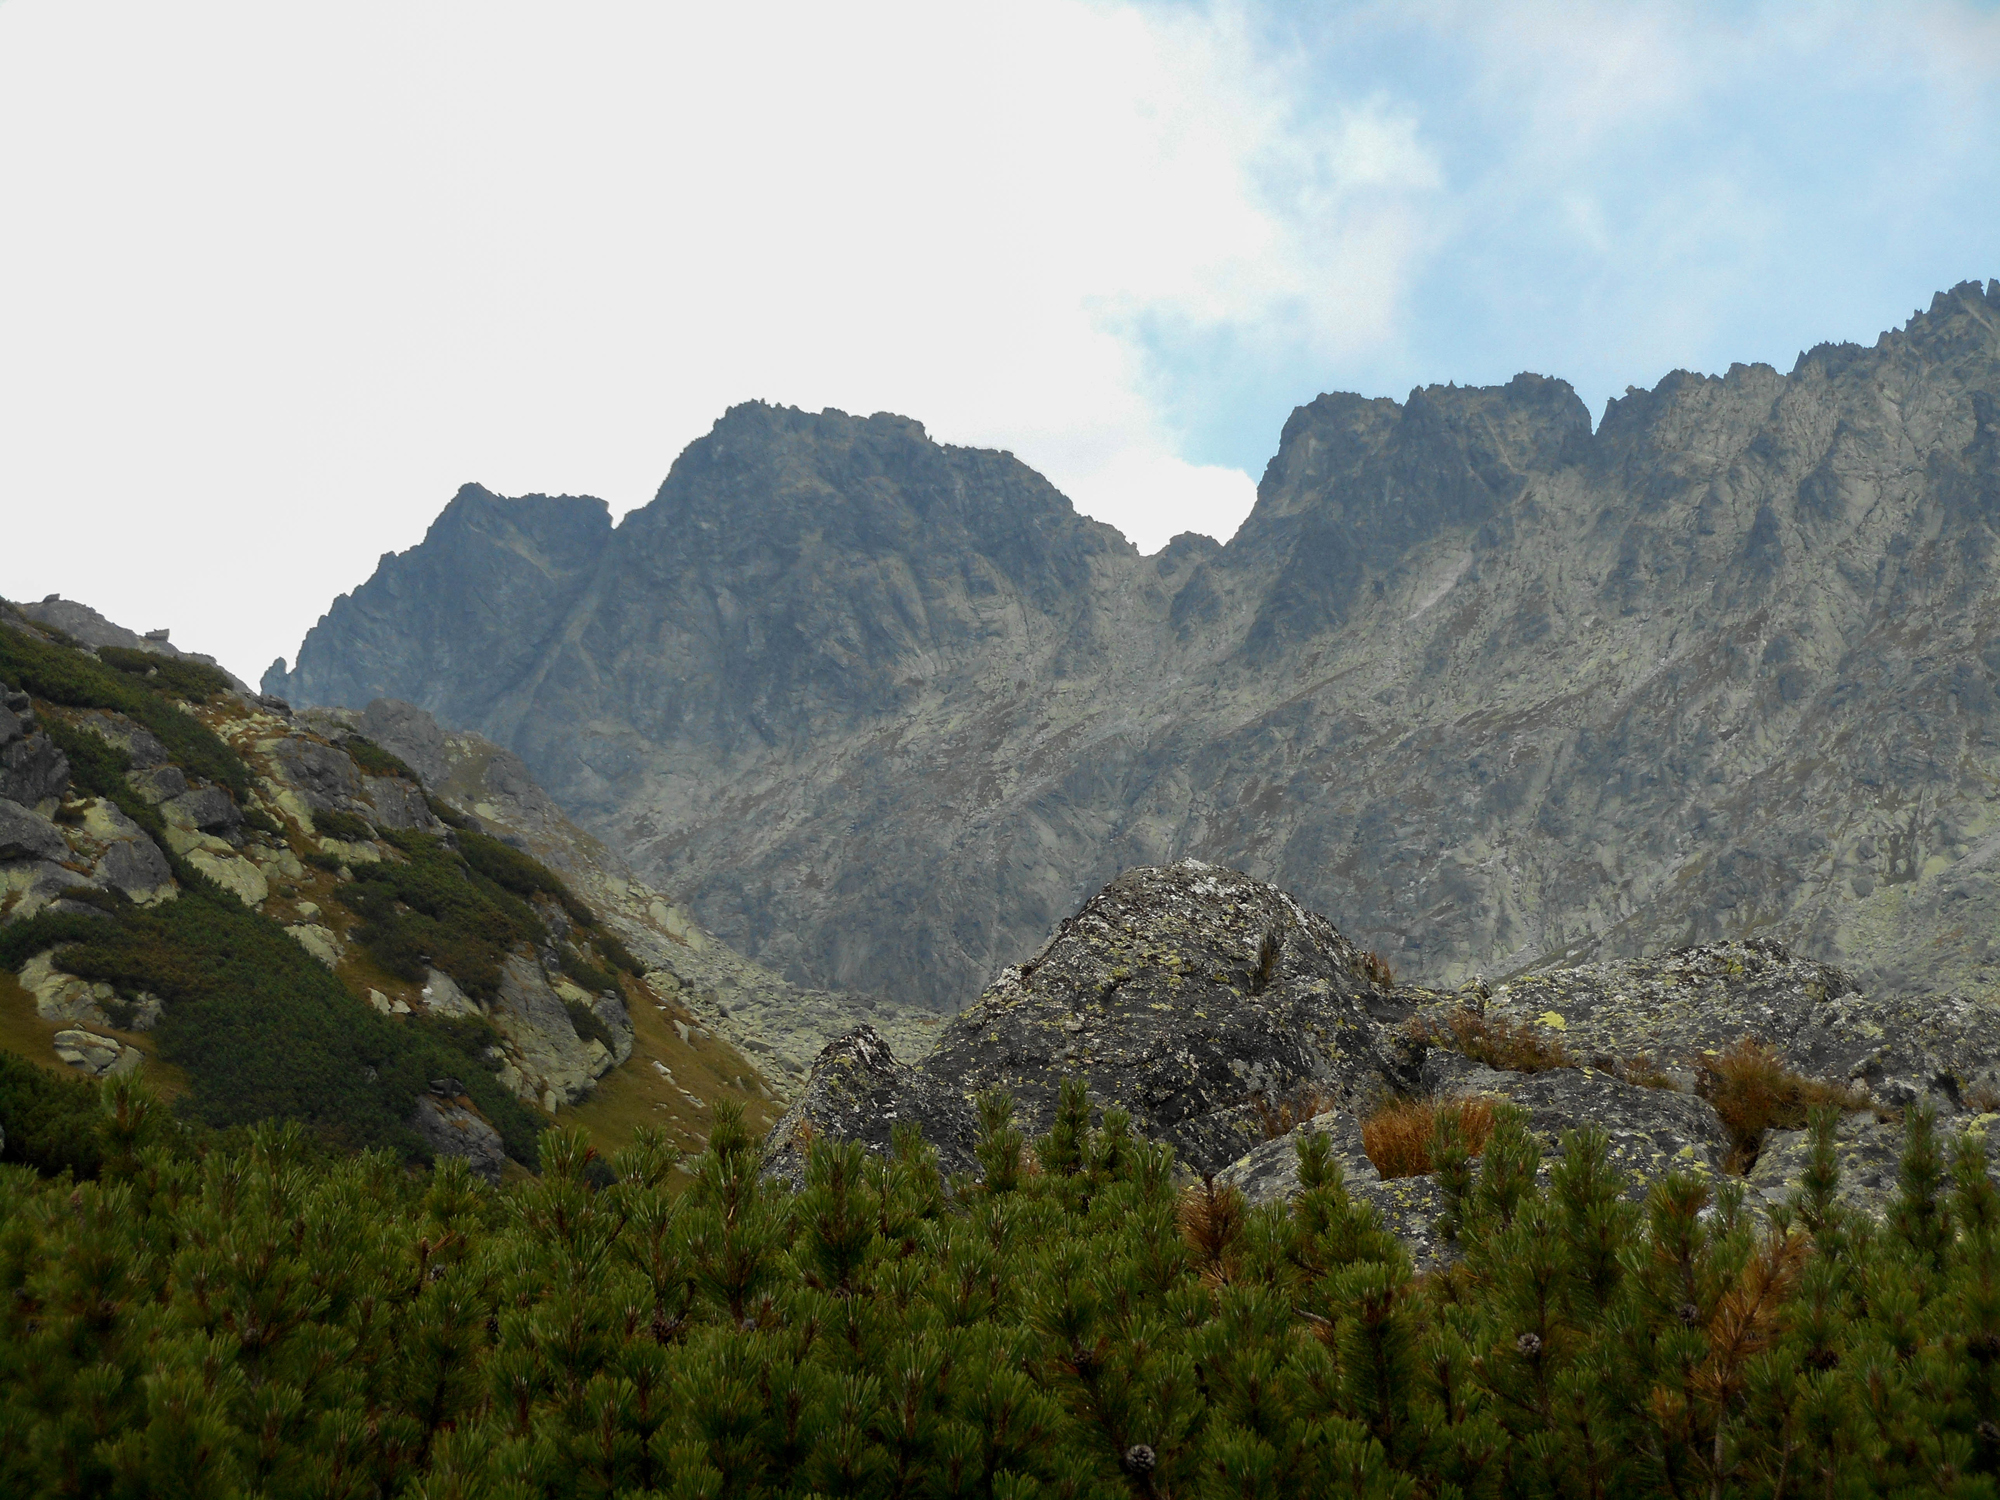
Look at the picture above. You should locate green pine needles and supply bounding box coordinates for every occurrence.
[5,1083,2000,1497]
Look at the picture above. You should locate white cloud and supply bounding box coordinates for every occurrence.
[0,0,1456,678]
[6,1,1993,682]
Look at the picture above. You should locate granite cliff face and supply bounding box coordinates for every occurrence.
[271,281,2000,1015]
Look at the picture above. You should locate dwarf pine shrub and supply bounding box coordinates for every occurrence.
[5,1082,2000,1495]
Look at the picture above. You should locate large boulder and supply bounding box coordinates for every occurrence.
[770,861,1413,1177]
[0,798,69,863]
[489,954,611,1110]
[411,1090,507,1183]
[915,860,1409,1172]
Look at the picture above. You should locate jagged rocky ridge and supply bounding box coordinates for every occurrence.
[271,281,2000,1021]
[0,599,780,1175]
[772,861,2000,1265]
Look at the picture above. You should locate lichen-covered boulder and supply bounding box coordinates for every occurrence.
[916,860,1409,1173]
[1216,1113,1454,1270]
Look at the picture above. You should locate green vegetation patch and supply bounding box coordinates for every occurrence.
[0,622,249,798]
[313,807,376,841]
[0,1051,105,1177]
[2,876,540,1164]
[344,734,417,781]
[338,830,545,998]
[458,826,598,928]
[95,644,236,703]
[0,1088,1995,1497]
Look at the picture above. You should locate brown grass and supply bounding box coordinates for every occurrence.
[1410,1008,1574,1073]
[1250,1085,1343,1140]
[1966,1082,2000,1115]
[1613,1053,1676,1090]
[1697,1038,1873,1174]
[1362,1095,1497,1179]
[1360,950,1396,988]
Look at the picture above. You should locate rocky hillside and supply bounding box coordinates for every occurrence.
[0,599,780,1175]
[270,280,2000,1018]
[317,697,945,1084]
[774,861,2000,1266]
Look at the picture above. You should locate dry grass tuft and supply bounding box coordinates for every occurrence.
[1410,1008,1574,1074]
[1360,950,1396,988]
[1612,1054,1676,1091]
[1965,1082,2000,1115]
[1362,1095,1496,1179]
[1251,1086,1343,1140]
[1697,1038,1872,1173]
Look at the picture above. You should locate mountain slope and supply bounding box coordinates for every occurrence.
[270,280,2000,1012]
[0,599,782,1171]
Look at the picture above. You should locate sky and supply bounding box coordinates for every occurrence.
[1,1,1997,685]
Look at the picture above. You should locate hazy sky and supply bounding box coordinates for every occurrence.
[2,1,1997,683]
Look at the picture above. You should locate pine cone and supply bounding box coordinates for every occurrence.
[1121,1444,1157,1476]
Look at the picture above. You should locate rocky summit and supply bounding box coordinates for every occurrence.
[269,281,2000,1025]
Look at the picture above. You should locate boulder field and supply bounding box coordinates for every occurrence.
[767,860,2000,1264]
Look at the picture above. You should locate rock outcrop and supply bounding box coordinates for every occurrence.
[777,863,2000,1262]
[270,282,2000,1028]
[769,862,1416,1179]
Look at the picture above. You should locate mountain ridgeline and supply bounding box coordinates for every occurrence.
[270,280,2000,1013]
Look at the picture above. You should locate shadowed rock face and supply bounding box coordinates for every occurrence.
[273,283,2000,1015]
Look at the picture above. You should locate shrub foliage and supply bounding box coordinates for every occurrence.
[0,620,249,797]
[5,1081,2000,1497]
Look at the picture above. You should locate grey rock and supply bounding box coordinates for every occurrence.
[269,737,364,811]
[1480,940,2000,1115]
[0,704,69,807]
[1219,1119,1455,1272]
[591,990,635,1065]
[0,798,70,863]
[360,774,436,831]
[419,968,479,1018]
[915,861,1408,1174]
[126,764,189,804]
[73,711,169,768]
[490,953,603,1108]
[1451,1067,1731,1183]
[92,835,173,902]
[268,283,2000,1028]
[163,786,242,839]
[52,1028,140,1077]
[410,1093,507,1183]
[1,860,91,922]
[1742,1110,2000,1225]
[770,862,1413,1178]
[764,1026,970,1185]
